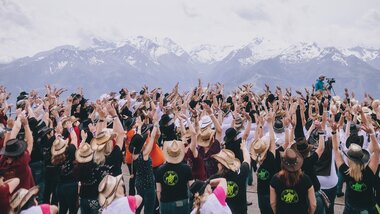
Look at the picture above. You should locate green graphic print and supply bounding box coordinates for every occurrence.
[227,181,239,198]
[281,189,299,204]
[350,181,367,192]
[163,171,178,186]
[257,168,270,181]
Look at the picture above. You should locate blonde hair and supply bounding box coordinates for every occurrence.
[346,159,365,181]
[193,192,207,214]
[93,151,106,165]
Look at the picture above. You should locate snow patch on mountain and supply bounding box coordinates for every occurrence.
[341,47,379,62]
[280,42,321,63]
[239,38,288,65]
[190,44,236,64]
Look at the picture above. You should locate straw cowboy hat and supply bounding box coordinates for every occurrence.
[98,174,123,207]
[51,137,68,157]
[61,116,79,127]
[280,148,304,172]
[199,115,212,129]
[10,186,39,211]
[212,149,241,172]
[343,143,370,165]
[75,143,94,163]
[197,127,215,147]
[91,129,117,152]
[163,140,185,164]
[250,136,270,163]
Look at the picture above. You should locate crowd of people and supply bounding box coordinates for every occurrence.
[0,79,380,214]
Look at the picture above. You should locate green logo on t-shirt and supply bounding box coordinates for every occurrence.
[350,181,367,192]
[163,171,178,186]
[257,169,270,181]
[281,189,299,204]
[227,181,239,198]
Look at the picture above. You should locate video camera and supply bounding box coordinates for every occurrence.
[326,78,335,84]
[325,77,336,91]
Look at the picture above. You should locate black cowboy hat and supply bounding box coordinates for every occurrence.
[343,143,370,165]
[280,148,304,172]
[128,134,145,154]
[0,139,27,157]
[291,137,313,158]
[159,114,172,127]
[224,128,237,143]
[123,117,136,131]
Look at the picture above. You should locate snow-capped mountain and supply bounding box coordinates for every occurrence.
[0,36,379,101]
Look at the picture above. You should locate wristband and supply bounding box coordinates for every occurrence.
[99,119,105,122]
[68,127,74,133]
[331,131,337,135]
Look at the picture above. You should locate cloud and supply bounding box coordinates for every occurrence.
[0,0,31,28]
[360,9,380,26]
[234,5,270,23]
[181,3,199,18]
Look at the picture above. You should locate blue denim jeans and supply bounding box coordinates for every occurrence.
[136,187,156,214]
[258,193,274,214]
[57,182,78,214]
[321,186,337,214]
[343,202,378,214]
[160,198,189,214]
[30,161,45,203]
[315,191,326,214]
[80,197,100,214]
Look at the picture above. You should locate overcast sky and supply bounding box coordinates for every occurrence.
[1,0,380,62]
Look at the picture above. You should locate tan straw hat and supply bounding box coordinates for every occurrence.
[197,127,215,147]
[163,140,185,164]
[51,137,68,156]
[98,174,123,207]
[250,136,270,162]
[75,143,94,163]
[10,186,39,211]
[212,149,241,172]
[91,129,117,151]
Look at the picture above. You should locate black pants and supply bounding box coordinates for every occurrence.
[57,182,78,214]
[127,163,136,195]
[43,166,58,205]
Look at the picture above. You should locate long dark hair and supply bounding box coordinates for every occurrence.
[278,168,303,187]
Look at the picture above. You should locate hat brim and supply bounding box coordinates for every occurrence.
[273,126,285,133]
[212,155,241,172]
[75,150,93,163]
[0,140,27,157]
[163,141,185,164]
[20,186,39,209]
[343,149,370,165]
[98,174,123,207]
[197,130,215,147]
[250,138,270,162]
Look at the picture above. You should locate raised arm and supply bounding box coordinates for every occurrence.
[107,103,124,149]
[241,139,250,167]
[241,111,252,142]
[202,103,222,142]
[362,123,380,174]
[331,122,344,168]
[20,114,34,153]
[143,113,159,160]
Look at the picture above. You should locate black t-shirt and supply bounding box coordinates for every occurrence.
[41,136,56,167]
[57,144,76,183]
[156,162,192,202]
[257,150,277,195]
[105,145,123,176]
[76,162,112,199]
[270,173,312,214]
[301,152,320,191]
[339,164,376,209]
[225,162,249,214]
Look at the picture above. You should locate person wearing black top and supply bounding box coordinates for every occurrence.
[51,126,78,214]
[212,141,250,214]
[270,148,317,214]
[250,110,276,214]
[156,140,194,214]
[331,111,380,214]
[39,126,59,205]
